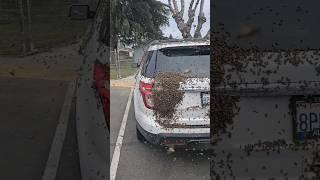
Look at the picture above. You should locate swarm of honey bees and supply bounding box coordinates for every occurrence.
[152,72,186,127]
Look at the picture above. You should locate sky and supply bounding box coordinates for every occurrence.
[158,0,210,38]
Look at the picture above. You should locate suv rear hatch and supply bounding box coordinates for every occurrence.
[142,45,210,127]
[212,0,320,178]
[212,51,320,179]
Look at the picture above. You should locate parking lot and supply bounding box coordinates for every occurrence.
[0,44,82,180]
[0,77,81,180]
[0,55,210,180]
[111,87,210,180]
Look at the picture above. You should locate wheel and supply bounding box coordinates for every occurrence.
[136,126,146,142]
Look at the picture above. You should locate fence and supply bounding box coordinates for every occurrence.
[110,47,137,79]
[0,0,88,56]
[109,40,156,79]
[0,1,18,23]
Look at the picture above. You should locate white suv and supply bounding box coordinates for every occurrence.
[69,2,109,179]
[133,39,210,146]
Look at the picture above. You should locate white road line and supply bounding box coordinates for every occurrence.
[110,88,134,180]
[42,81,76,180]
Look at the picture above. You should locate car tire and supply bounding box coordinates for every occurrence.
[136,126,146,142]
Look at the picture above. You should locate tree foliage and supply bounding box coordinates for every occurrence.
[111,0,169,48]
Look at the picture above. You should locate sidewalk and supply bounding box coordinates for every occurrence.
[0,44,81,81]
[0,43,138,84]
[110,75,135,88]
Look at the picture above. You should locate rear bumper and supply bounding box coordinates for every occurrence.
[136,122,210,146]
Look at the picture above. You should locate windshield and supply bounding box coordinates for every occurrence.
[213,0,320,51]
[143,45,210,78]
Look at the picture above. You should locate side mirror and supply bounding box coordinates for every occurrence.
[69,5,94,20]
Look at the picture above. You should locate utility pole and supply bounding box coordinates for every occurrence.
[18,0,33,55]
[26,0,34,52]
[116,39,122,79]
[18,0,26,55]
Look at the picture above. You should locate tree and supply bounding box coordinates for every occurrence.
[163,0,209,39]
[111,0,169,48]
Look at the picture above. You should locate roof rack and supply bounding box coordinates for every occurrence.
[149,38,209,45]
[147,38,210,51]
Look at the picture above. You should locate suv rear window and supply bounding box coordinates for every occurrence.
[142,45,210,78]
[213,0,320,50]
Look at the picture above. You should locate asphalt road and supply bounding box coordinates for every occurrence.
[110,87,131,157]
[0,77,81,180]
[0,79,210,180]
[111,87,211,180]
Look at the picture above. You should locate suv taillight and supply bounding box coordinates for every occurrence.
[139,81,154,109]
[94,61,109,130]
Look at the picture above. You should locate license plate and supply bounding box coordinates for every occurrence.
[294,96,320,140]
[201,92,210,107]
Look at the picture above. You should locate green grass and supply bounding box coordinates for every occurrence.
[0,20,88,55]
[110,60,138,79]
[0,0,89,56]
[0,23,20,55]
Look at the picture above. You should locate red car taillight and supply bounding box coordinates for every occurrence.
[139,81,154,109]
[94,61,110,130]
